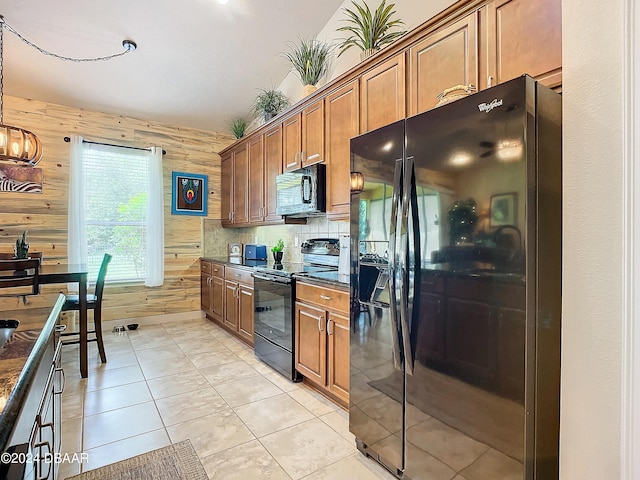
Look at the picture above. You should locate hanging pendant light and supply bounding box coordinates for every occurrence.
[0,16,43,166]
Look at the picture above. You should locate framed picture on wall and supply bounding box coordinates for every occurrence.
[490,193,517,226]
[171,171,207,216]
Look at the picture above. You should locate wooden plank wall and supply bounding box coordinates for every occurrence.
[0,95,234,327]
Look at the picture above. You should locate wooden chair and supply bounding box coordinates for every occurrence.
[0,258,40,297]
[61,253,112,364]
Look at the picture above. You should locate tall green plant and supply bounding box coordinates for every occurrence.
[252,88,290,121]
[14,230,29,259]
[283,37,333,87]
[337,0,406,57]
[228,117,248,139]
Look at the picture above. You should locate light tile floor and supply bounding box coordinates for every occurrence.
[58,318,396,480]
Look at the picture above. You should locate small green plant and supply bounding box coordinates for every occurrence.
[228,117,248,139]
[271,239,285,253]
[283,36,333,87]
[337,0,406,57]
[252,88,290,122]
[14,230,29,259]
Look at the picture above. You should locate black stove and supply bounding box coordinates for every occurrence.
[252,238,340,382]
[254,238,341,279]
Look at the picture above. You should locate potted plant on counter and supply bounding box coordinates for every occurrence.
[283,36,333,97]
[271,239,284,263]
[337,0,406,61]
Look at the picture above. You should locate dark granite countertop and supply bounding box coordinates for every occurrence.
[201,257,268,269]
[295,271,350,290]
[0,294,65,452]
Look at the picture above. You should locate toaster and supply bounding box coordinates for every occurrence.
[244,244,267,260]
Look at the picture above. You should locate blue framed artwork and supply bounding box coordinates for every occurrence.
[171,171,208,216]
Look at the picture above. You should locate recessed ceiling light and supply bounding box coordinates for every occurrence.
[217,0,229,4]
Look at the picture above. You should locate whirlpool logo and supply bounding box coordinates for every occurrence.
[478,99,503,113]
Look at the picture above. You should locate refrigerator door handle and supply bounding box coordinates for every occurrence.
[387,157,404,371]
[399,155,416,376]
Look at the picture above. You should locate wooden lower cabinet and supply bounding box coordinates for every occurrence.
[295,302,326,384]
[327,311,350,402]
[201,260,253,345]
[223,271,254,345]
[201,260,224,323]
[238,285,254,344]
[295,281,349,405]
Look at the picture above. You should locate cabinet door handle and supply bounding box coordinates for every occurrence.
[54,366,65,395]
[320,294,332,300]
[317,315,324,332]
[300,150,305,163]
[327,319,333,335]
[488,75,493,88]
[34,437,53,480]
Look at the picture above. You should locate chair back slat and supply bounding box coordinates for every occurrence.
[0,258,40,296]
[0,252,43,263]
[93,254,112,304]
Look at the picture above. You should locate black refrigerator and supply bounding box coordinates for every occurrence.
[349,76,561,480]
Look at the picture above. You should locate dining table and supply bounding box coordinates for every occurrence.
[38,263,89,378]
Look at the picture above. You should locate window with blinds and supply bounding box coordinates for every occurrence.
[82,145,150,282]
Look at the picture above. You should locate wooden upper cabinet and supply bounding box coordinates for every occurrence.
[283,113,302,172]
[248,135,265,223]
[301,99,324,166]
[263,125,283,222]
[486,0,562,88]
[360,53,406,133]
[325,80,359,219]
[232,142,249,225]
[409,12,478,116]
[220,152,233,225]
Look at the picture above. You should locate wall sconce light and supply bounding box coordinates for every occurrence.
[350,171,364,194]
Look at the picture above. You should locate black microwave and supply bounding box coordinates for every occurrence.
[275,164,326,217]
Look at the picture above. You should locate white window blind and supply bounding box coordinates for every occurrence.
[68,136,164,286]
[82,145,149,282]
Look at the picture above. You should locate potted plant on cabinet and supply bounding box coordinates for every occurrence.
[228,117,248,139]
[252,88,290,123]
[271,239,284,263]
[337,0,406,61]
[283,36,333,97]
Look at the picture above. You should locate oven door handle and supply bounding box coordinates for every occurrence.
[252,273,292,284]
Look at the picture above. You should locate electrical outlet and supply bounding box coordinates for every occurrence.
[294,236,299,247]
[254,236,258,244]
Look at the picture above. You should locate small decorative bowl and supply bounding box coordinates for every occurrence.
[127,323,139,331]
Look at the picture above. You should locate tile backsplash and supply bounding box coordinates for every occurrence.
[203,217,349,262]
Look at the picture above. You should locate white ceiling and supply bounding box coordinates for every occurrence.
[0,0,344,133]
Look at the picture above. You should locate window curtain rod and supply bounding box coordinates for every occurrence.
[63,136,166,155]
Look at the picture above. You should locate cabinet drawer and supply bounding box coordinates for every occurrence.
[201,260,212,274]
[225,267,254,285]
[297,282,349,314]
[210,262,224,278]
